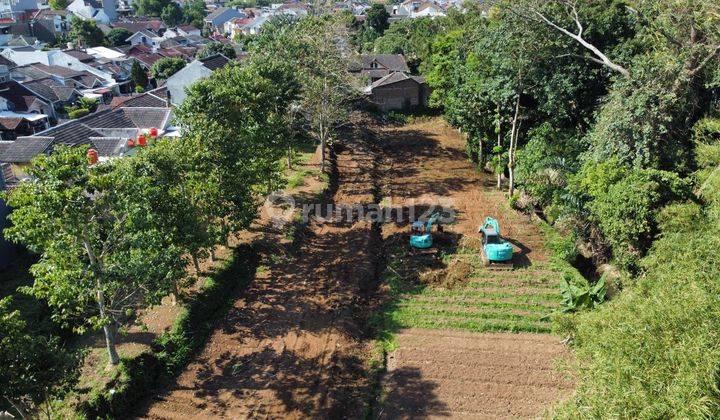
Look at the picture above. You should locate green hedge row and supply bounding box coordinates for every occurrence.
[79,246,258,419]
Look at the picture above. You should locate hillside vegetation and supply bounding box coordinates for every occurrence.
[364,0,720,417]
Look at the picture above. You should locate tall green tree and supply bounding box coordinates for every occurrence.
[249,15,356,173]
[3,147,185,365]
[175,59,298,236]
[68,17,104,47]
[131,60,149,90]
[161,2,183,26]
[132,0,171,17]
[105,27,133,46]
[48,0,68,10]
[0,297,77,418]
[150,57,186,82]
[182,0,207,29]
[365,3,390,35]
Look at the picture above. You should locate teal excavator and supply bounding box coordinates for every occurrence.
[409,213,441,249]
[478,217,514,268]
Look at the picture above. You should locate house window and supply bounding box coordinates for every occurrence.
[371,61,378,69]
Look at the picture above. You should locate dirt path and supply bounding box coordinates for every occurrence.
[142,125,382,419]
[375,119,573,418]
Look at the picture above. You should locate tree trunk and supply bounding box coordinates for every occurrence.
[320,135,327,174]
[97,290,120,365]
[477,137,483,170]
[83,232,119,366]
[209,247,216,262]
[497,119,502,189]
[508,93,522,197]
[6,397,28,419]
[192,254,201,275]
[287,145,293,170]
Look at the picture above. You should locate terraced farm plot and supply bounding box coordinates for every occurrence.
[388,258,563,334]
[375,118,574,419]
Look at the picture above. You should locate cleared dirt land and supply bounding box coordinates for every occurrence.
[142,124,383,419]
[375,119,573,419]
[140,117,572,419]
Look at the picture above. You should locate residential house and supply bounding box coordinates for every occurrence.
[176,24,201,37]
[351,54,410,82]
[163,24,201,38]
[387,0,445,20]
[165,54,230,106]
[238,15,268,36]
[223,17,252,38]
[363,72,429,111]
[21,77,80,119]
[122,44,165,67]
[0,48,125,97]
[274,3,309,18]
[0,105,172,170]
[30,9,70,43]
[204,7,244,32]
[0,78,51,139]
[111,19,166,36]
[126,29,164,49]
[67,0,117,23]
[5,35,40,48]
[0,0,40,21]
[108,85,168,108]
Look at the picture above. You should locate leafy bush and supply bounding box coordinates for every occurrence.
[559,274,606,313]
[588,168,691,268]
[150,57,186,82]
[67,108,89,119]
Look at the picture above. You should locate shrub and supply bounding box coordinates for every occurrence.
[587,168,691,269]
[67,108,89,119]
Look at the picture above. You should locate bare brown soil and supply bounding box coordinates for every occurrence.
[381,329,572,419]
[141,123,383,419]
[376,119,572,419]
[136,116,571,419]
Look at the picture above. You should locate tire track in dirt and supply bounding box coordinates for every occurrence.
[140,120,383,419]
[375,119,573,419]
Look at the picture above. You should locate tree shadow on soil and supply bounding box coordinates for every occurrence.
[378,366,450,419]
[180,346,369,418]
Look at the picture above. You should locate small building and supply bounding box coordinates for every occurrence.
[364,72,429,112]
[30,9,71,43]
[0,0,40,21]
[126,29,164,49]
[0,79,52,138]
[203,7,245,32]
[352,54,410,82]
[67,0,118,23]
[165,54,230,106]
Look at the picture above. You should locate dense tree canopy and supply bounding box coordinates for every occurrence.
[132,0,171,17]
[150,57,186,82]
[196,42,236,59]
[161,2,183,26]
[68,17,104,47]
[3,147,186,365]
[105,27,133,46]
[131,60,149,89]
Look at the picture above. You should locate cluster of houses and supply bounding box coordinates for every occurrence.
[0,0,446,265]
